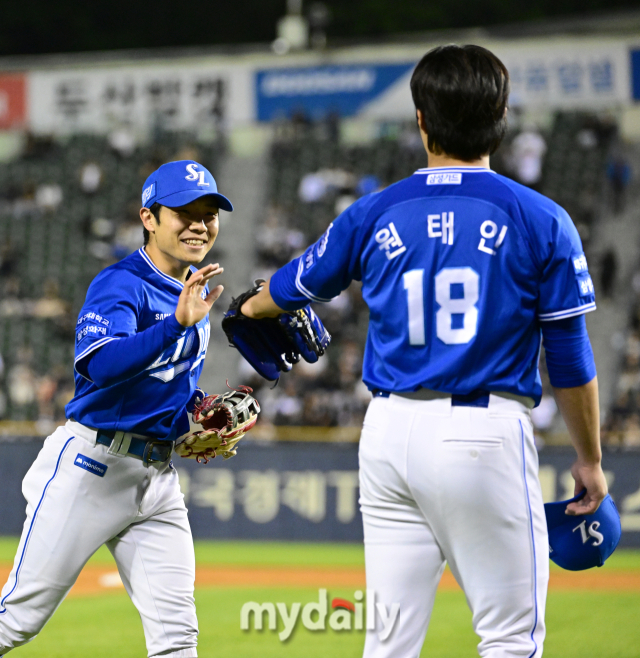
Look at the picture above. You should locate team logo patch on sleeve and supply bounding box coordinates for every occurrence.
[74,454,108,477]
[76,312,111,345]
[578,274,595,297]
[572,253,589,273]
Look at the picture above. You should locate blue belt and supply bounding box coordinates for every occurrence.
[96,430,173,465]
[373,389,490,408]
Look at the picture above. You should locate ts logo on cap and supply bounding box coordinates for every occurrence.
[572,520,604,546]
[185,163,209,187]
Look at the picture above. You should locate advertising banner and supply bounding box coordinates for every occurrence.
[496,40,631,109]
[255,39,632,122]
[631,48,640,100]
[255,63,413,122]
[0,439,639,546]
[0,74,26,129]
[27,61,253,135]
[11,36,638,134]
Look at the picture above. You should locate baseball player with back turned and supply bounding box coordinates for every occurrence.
[239,45,608,656]
[0,160,232,657]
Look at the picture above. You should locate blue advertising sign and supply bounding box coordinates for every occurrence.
[1,439,640,546]
[255,62,414,122]
[631,49,640,101]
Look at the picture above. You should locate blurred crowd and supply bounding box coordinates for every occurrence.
[604,264,640,447]
[0,110,633,441]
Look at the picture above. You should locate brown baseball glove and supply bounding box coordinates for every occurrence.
[174,384,260,463]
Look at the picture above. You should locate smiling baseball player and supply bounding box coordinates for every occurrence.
[237,46,608,657]
[0,160,232,657]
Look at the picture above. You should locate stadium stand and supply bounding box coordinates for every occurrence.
[0,111,626,441]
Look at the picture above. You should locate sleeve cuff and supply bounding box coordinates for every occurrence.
[270,262,310,311]
[165,314,188,339]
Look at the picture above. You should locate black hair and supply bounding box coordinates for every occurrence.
[143,202,162,245]
[410,44,510,161]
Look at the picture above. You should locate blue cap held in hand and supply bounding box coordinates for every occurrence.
[544,490,621,571]
[141,160,233,212]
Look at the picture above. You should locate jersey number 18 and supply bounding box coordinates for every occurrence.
[403,267,479,345]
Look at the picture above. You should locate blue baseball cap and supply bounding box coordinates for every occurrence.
[141,160,233,212]
[544,490,621,571]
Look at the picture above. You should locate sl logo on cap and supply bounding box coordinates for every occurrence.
[185,163,210,188]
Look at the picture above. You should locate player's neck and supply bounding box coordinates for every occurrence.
[427,152,490,169]
[143,243,191,282]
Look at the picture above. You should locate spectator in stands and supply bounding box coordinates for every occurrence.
[108,128,137,158]
[508,127,547,190]
[79,162,103,194]
[606,153,632,215]
[600,248,618,299]
[8,356,37,417]
[35,183,63,213]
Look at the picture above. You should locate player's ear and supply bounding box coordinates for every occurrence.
[416,110,428,136]
[140,207,157,234]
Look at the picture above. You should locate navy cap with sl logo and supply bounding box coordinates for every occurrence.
[544,490,621,571]
[141,160,233,212]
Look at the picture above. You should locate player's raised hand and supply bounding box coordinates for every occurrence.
[175,263,224,327]
[565,460,608,516]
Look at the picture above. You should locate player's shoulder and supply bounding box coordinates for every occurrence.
[86,250,146,294]
[345,173,427,223]
[487,172,565,220]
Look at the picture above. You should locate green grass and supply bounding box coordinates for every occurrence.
[0,538,366,568]
[0,539,638,657]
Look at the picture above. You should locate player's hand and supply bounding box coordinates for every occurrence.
[175,263,224,327]
[565,460,608,516]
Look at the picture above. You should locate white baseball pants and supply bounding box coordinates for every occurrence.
[0,421,198,657]
[359,394,548,658]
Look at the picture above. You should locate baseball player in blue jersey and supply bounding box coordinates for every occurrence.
[0,160,231,657]
[239,46,608,656]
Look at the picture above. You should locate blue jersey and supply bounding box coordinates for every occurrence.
[66,248,210,439]
[270,166,596,405]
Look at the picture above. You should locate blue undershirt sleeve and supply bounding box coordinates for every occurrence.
[81,314,186,388]
[541,314,596,388]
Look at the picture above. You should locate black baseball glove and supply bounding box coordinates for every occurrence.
[221,280,331,382]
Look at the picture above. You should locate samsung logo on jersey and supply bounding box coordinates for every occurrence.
[155,313,171,321]
[74,454,108,477]
[426,173,462,185]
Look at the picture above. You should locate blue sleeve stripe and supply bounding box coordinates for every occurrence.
[294,258,332,303]
[539,302,596,321]
[74,336,119,366]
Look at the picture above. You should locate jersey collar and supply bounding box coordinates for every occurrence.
[414,166,495,174]
[138,247,193,291]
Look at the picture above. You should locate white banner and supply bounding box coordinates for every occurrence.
[28,60,253,135]
[494,39,630,108]
[360,38,631,120]
[22,36,635,134]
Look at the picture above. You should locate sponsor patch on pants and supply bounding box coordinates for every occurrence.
[74,453,108,477]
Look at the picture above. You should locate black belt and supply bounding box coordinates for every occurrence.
[96,430,173,465]
[373,389,490,408]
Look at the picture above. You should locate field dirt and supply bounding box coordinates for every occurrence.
[0,564,638,597]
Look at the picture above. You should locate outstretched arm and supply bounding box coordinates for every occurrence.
[240,280,285,319]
